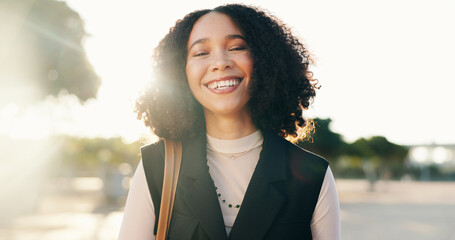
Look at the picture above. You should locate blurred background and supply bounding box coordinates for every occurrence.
[0,0,454,239]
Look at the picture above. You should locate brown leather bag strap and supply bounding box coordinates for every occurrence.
[156,139,182,240]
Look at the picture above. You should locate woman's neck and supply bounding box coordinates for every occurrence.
[204,110,256,140]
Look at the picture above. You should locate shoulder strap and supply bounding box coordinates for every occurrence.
[156,139,182,240]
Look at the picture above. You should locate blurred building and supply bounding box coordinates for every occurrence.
[406,144,455,180]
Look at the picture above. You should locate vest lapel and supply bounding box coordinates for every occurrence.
[179,134,228,240]
[228,131,288,240]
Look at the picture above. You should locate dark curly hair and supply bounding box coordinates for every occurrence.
[135,4,318,142]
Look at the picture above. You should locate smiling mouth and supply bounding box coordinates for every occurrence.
[206,78,242,90]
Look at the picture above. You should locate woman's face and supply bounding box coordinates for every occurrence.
[186,12,253,118]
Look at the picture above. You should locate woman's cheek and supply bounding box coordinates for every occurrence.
[187,60,208,85]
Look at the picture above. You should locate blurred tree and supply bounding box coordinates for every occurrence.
[297,118,409,182]
[367,136,405,161]
[0,0,100,105]
[57,136,143,173]
[298,118,345,160]
[367,136,408,178]
[346,138,374,158]
[348,136,408,180]
[347,137,380,186]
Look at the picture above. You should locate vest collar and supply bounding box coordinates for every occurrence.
[179,130,288,239]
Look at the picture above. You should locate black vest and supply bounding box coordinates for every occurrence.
[141,131,328,240]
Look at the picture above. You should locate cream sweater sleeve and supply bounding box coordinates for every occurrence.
[311,166,341,240]
[118,161,156,240]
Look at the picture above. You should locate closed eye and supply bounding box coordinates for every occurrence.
[229,46,246,51]
[194,52,209,57]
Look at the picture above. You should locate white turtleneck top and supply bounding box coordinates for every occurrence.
[119,130,341,240]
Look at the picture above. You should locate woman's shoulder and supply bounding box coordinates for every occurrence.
[267,132,329,167]
[286,139,329,166]
[278,137,330,179]
[140,140,166,192]
[140,140,165,164]
[141,139,163,150]
[263,131,329,181]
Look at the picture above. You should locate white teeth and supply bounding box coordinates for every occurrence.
[207,79,241,89]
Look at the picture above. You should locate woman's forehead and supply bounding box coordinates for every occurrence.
[187,12,244,48]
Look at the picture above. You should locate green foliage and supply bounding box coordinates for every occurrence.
[350,136,408,165]
[57,136,143,173]
[1,0,100,104]
[298,118,409,179]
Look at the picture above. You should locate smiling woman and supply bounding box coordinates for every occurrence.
[186,12,254,136]
[121,4,340,240]
[134,4,318,142]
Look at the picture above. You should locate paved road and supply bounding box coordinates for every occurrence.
[337,180,455,240]
[1,179,454,240]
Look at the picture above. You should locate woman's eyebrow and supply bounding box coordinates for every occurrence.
[188,38,208,51]
[188,34,246,51]
[226,34,245,41]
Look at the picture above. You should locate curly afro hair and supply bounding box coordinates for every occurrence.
[135,4,318,142]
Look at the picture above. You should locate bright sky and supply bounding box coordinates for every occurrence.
[2,0,454,145]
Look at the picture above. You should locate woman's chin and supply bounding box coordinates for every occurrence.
[203,104,249,118]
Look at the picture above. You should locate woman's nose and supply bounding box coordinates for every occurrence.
[210,51,233,71]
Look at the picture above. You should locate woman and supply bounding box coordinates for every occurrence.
[119,4,340,240]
